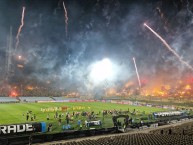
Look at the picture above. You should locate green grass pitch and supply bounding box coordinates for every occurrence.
[0,102,167,133]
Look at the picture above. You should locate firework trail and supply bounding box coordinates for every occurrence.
[15,7,25,50]
[144,23,193,71]
[63,1,68,37]
[133,57,141,88]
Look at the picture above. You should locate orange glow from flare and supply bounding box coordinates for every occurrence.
[10,91,18,97]
[27,86,34,90]
[107,88,117,95]
[185,85,191,90]
[124,81,133,88]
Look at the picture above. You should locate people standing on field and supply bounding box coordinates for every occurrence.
[26,113,29,121]
[31,116,34,121]
[47,114,50,120]
[66,114,69,124]
[58,118,62,126]
[55,111,58,119]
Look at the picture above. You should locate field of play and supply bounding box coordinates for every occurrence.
[0,102,167,133]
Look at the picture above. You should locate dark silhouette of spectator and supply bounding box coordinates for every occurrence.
[117,120,121,127]
[29,135,33,145]
[168,128,172,135]
[140,120,143,127]
[183,129,185,135]
[47,124,52,132]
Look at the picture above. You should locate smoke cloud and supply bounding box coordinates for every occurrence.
[1,0,193,96]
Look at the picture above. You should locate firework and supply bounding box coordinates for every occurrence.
[144,23,193,71]
[63,1,68,37]
[133,57,141,88]
[15,7,26,50]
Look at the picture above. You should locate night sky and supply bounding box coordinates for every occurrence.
[0,0,193,95]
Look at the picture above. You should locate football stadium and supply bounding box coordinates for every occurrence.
[1,0,193,145]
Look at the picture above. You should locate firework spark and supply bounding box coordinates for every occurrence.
[15,7,25,50]
[156,7,168,32]
[63,1,68,37]
[133,57,141,88]
[144,23,193,71]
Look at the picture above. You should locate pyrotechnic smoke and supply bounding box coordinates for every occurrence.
[63,1,68,37]
[156,7,168,32]
[15,6,25,50]
[186,0,193,14]
[133,57,141,88]
[3,0,193,97]
[144,23,193,71]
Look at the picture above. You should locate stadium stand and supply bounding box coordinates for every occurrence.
[150,120,193,136]
[0,97,19,103]
[48,133,193,145]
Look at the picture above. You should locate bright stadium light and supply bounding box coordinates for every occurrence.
[89,58,113,84]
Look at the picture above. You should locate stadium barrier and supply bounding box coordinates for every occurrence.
[153,111,185,118]
[0,122,46,136]
[0,127,117,145]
